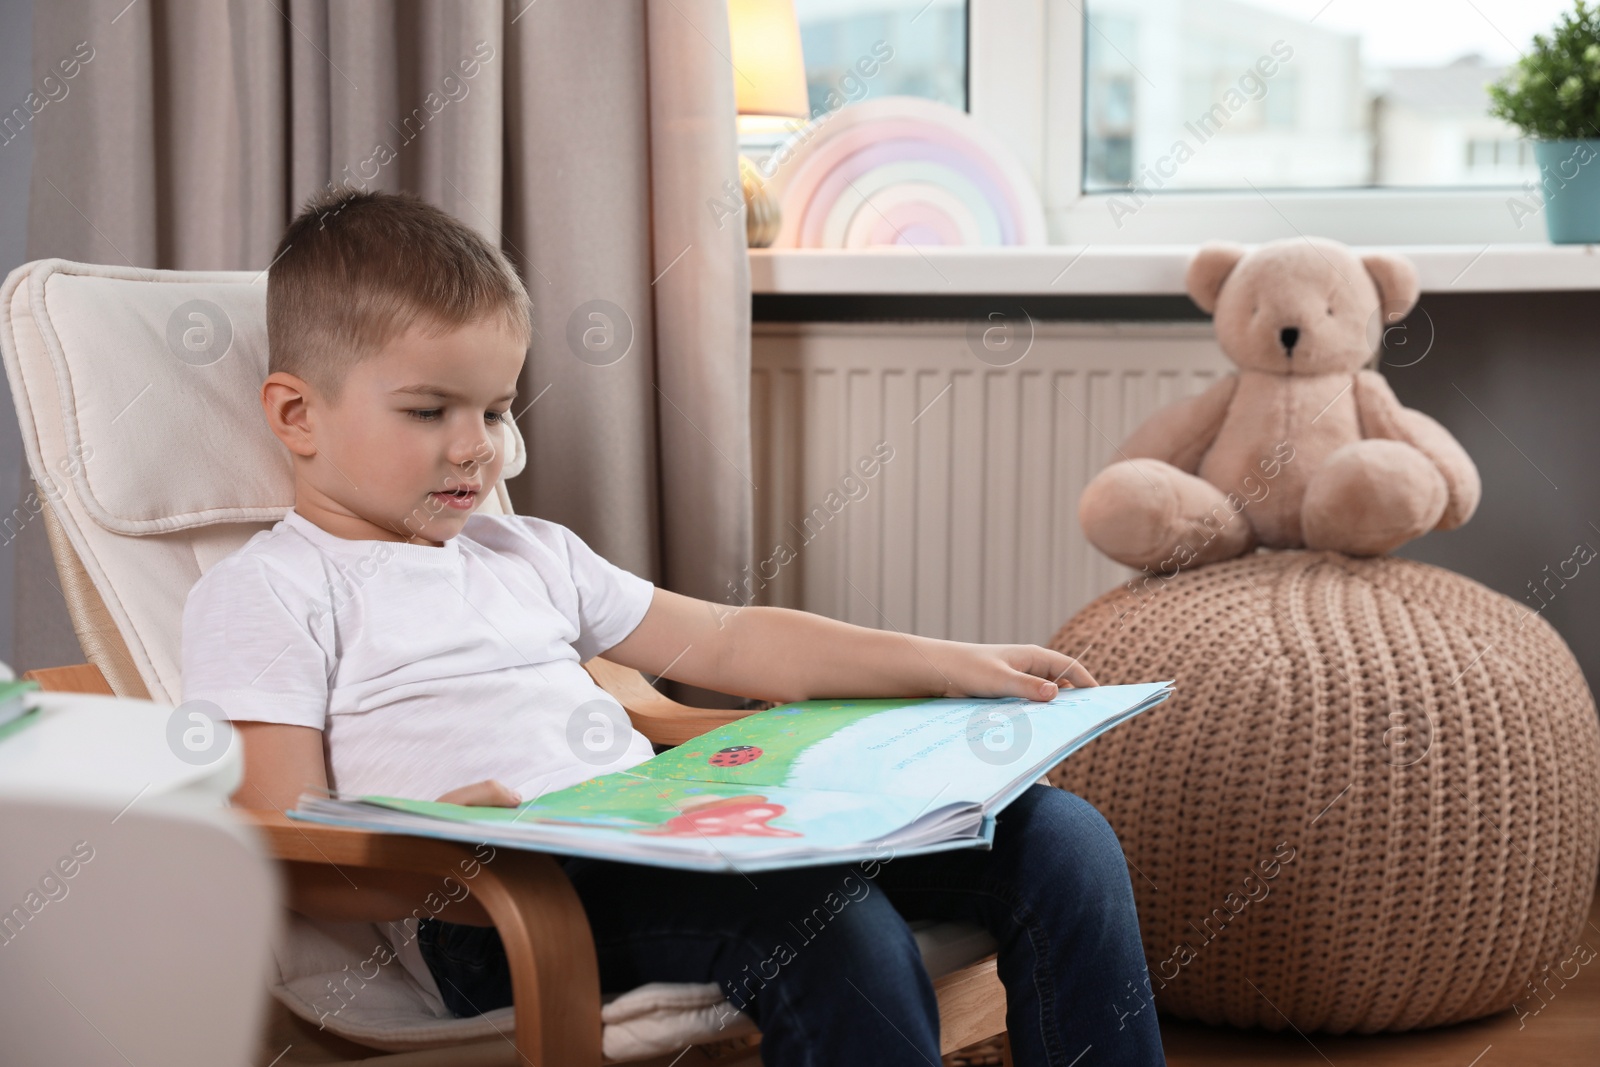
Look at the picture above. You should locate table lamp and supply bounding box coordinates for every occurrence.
[728,0,809,247]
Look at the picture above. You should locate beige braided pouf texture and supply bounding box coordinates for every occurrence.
[1044,550,1600,1034]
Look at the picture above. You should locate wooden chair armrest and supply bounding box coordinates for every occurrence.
[236,809,604,1064]
[22,663,116,695]
[26,658,610,1062]
[582,655,761,745]
[242,807,511,869]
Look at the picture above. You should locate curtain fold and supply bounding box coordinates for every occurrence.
[22,0,753,707]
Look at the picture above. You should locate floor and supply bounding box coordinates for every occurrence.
[659,886,1600,1067]
[260,888,1600,1066]
[1155,888,1600,1067]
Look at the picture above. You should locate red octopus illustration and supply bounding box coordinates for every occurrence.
[636,794,801,838]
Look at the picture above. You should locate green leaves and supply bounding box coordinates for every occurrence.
[1488,1,1600,139]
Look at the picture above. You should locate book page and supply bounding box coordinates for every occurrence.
[621,683,1174,804]
[298,682,1171,869]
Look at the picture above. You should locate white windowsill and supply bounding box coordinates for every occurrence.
[748,245,1600,296]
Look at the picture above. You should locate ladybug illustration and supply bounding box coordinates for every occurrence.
[708,745,763,767]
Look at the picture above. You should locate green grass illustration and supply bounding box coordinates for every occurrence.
[634,697,929,788]
[364,697,932,834]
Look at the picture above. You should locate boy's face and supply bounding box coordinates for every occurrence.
[267,316,527,547]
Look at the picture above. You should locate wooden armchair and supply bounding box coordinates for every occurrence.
[26,658,1011,1067]
[4,256,1008,1065]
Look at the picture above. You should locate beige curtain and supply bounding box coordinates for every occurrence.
[23,0,753,707]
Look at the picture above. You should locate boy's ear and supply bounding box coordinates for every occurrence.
[261,372,318,458]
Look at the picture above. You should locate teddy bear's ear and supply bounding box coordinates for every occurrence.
[1186,242,1247,314]
[1361,252,1420,319]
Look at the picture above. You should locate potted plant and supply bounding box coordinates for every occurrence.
[1488,0,1600,243]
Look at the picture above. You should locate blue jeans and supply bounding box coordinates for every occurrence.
[415,785,1165,1066]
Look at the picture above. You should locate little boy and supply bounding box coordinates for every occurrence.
[181,189,1165,1066]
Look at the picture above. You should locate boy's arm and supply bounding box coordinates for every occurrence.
[231,721,499,926]
[601,588,1095,705]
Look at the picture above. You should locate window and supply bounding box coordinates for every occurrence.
[1085,13,1138,187]
[1081,0,1570,192]
[763,1,1564,248]
[793,0,969,112]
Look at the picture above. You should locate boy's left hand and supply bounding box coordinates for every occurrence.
[436,779,522,807]
[937,643,1097,701]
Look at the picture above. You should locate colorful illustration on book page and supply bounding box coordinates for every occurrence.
[628,694,1079,801]
[628,698,928,789]
[365,776,805,838]
[359,771,950,853]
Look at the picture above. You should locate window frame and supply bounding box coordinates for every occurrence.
[968,0,1549,247]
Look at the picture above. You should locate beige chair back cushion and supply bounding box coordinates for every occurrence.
[1,259,525,703]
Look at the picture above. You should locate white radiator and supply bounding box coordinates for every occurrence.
[748,320,1232,644]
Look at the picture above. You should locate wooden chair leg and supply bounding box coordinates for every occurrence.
[1000,1030,1015,1067]
[472,849,604,1064]
[935,955,1007,1054]
[33,665,611,1061]
[249,811,605,1065]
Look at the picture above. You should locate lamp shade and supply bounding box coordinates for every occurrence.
[728,0,809,119]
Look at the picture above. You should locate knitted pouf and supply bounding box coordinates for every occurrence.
[1044,550,1600,1034]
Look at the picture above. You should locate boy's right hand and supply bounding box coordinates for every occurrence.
[436,778,522,807]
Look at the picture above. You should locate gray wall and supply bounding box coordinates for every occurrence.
[0,0,33,671]
[1389,291,1600,691]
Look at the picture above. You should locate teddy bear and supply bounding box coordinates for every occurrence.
[1077,236,1480,573]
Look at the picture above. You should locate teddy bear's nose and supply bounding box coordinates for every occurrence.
[1279,326,1300,354]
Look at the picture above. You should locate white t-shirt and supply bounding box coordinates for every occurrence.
[181,507,659,802]
[180,507,658,1013]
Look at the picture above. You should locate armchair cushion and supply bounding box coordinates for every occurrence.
[270,911,994,1062]
[271,910,764,1060]
[5,259,526,535]
[0,258,525,704]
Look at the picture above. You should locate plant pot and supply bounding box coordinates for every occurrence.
[1533,138,1600,243]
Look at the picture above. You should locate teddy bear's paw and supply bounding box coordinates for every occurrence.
[1079,459,1184,568]
[1301,439,1448,556]
[1080,458,1254,571]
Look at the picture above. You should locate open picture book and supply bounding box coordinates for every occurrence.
[289,680,1174,872]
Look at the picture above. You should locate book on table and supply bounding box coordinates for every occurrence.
[289,680,1175,872]
[0,678,42,743]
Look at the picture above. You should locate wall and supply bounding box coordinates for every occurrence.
[1387,291,1600,693]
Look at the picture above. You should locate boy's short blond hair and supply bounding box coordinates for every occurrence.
[267,188,533,402]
